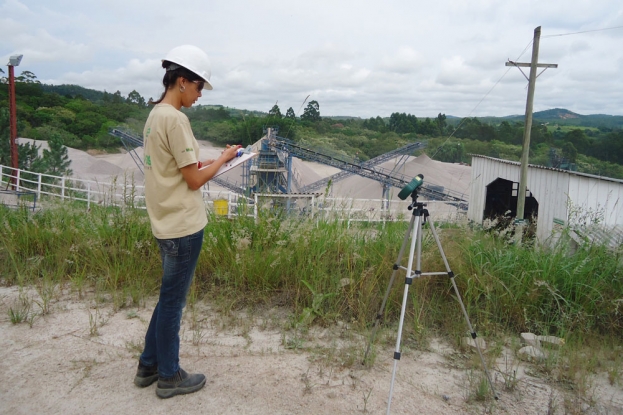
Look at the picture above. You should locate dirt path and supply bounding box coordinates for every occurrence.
[1,285,621,415]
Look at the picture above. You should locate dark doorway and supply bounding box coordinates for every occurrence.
[484,178,538,220]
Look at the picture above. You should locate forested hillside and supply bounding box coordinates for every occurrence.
[1,70,622,179]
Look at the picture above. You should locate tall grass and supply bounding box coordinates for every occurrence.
[1,202,160,307]
[456,230,623,338]
[1,202,621,342]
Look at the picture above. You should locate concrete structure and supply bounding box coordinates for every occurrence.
[467,155,623,245]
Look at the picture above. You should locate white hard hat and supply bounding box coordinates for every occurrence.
[163,45,213,90]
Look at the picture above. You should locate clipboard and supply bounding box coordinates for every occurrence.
[201,151,257,177]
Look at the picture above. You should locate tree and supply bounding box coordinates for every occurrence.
[420,118,438,136]
[0,108,10,167]
[0,109,45,173]
[497,121,516,144]
[565,129,590,153]
[16,71,40,84]
[435,113,447,136]
[529,124,553,148]
[18,141,45,172]
[301,100,320,122]
[126,90,146,108]
[285,107,296,120]
[455,117,496,141]
[363,116,387,132]
[41,135,72,176]
[388,112,418,134]
[268,104,282,119]
[561,142,578,163]
[111,90,124,104]
[432,142,465,163]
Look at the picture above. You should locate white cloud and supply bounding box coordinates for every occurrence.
[377,47,425,74]
[1,0,622,118]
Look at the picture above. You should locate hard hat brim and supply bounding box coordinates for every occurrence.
[162,59,213,90]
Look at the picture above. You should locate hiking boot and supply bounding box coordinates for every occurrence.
[134,361,159,387]
[156,368,206,399]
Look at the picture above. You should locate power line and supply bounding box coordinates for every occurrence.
[542,25,623,38]
[411,24,622,160]
[429,39,534,160]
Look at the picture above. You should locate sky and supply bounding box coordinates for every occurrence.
[1,0,623,119]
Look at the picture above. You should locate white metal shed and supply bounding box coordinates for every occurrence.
[467,155,623,243]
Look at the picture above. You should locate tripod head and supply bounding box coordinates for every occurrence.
[398,174,427,212]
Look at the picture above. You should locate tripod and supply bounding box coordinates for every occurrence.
[363,189,498,414]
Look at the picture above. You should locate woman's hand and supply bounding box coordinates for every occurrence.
[219,144,241,162]
[182,144,242,190]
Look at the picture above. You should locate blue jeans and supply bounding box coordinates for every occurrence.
[140,229,204,378]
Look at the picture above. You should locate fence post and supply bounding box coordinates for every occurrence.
[16,168,21,191]
[227,191,232,219]
[87,182,91,210]
[254,193,258,223]
[61,177,66,199]
[37,172,42,201]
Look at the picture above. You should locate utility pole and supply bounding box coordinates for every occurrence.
[506,27,557,221]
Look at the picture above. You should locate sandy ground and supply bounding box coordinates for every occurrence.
[2,285,622,415]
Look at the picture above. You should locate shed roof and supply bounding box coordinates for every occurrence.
[469,155,623,185]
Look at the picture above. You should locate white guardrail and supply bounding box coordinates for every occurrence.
[0,165,467,224]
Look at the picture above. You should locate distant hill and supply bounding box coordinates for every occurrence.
[41,84,107,101]
[473,108,623,129]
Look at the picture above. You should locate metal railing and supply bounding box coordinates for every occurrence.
[0,164,466,224]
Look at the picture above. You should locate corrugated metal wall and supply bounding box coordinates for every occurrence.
[568,175,623,225]
[468,155,623,243]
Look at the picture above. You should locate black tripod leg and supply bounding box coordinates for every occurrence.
[427,218,499,400]
[362,214,416,365]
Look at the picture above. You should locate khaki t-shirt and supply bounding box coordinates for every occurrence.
[143,103,208,239]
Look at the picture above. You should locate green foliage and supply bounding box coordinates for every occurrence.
[0,108,10,166]
[18,141,44,172]
[126,90,147,108]
[41,135,72,176]
[268,104,282,119]
[389,112,419,134]
[0,72,148,153]
[285,107,296,120]
[301,100,321,122]
[0,108,45,173]
[41,84,107,101]
[431,141,465,163]
[362,116,389,133]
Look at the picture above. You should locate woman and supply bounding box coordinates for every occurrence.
[133,45,239,399]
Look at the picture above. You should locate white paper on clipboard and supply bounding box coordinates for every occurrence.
[201,152,257,177]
